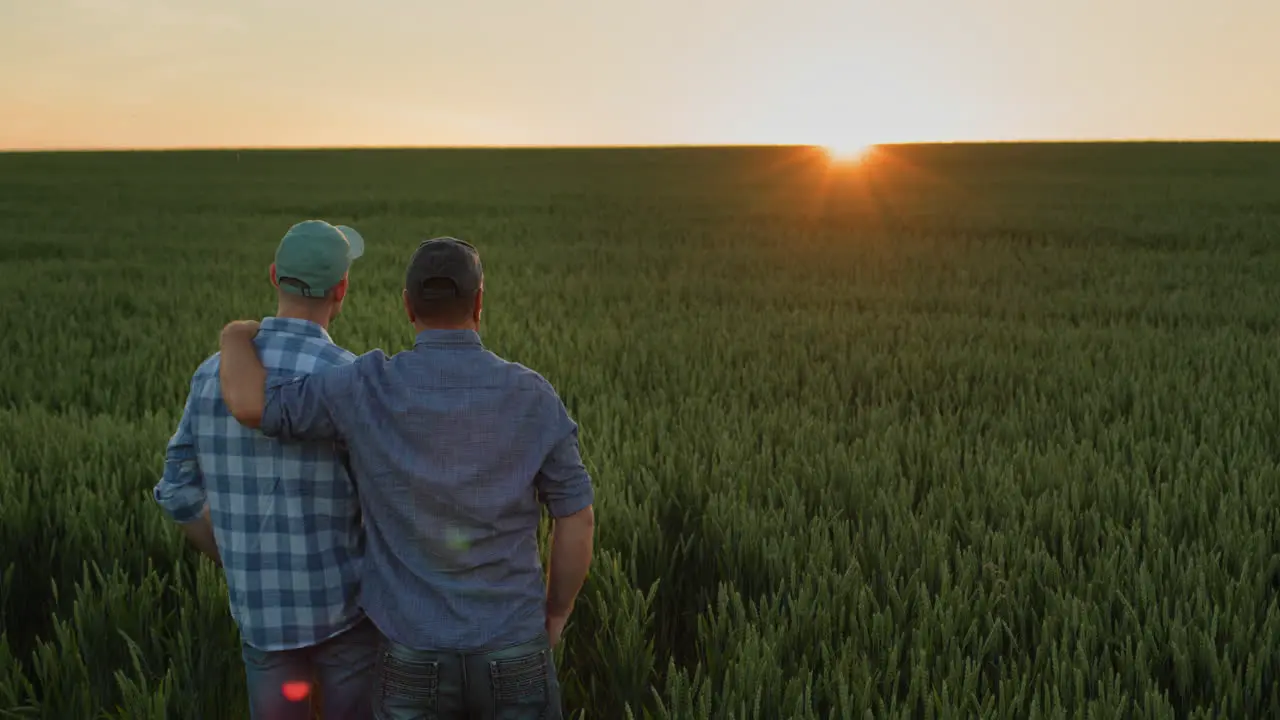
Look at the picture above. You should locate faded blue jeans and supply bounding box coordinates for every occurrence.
[241,617,381,720]
[373,632,563,720]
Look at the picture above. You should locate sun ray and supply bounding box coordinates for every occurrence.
[823,142,873,164]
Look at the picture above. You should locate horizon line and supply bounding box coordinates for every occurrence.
[3,138,1279,154]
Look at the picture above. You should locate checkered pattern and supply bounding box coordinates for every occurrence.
[153,317,365,651]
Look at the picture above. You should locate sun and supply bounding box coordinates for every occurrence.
[822,142,873,164]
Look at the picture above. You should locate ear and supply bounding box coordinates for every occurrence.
[473,287,484,322]
[269,263,279,287]
[332,274,349,302]
[403,289,416,324]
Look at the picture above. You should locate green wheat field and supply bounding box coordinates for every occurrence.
[2,143,1280,719]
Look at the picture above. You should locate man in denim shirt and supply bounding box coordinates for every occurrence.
[216,237,596,719]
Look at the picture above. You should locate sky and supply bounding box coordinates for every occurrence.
[2,0,1278,150]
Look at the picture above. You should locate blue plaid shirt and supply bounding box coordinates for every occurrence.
[153,317,365,652]
[258,328,594,652]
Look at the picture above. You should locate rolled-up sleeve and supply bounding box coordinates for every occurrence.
[535,404,594,518]
[153,382,206,524]
[260,361,356,442]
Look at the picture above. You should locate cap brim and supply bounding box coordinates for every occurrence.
[337,225,365,260]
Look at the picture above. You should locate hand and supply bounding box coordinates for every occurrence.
[220,320,260,342]
[546,609,571,649]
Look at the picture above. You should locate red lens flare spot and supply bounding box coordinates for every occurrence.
[281,681,311,702]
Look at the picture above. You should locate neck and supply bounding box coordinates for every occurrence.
[275,305,331,329]
[413,321,477,334]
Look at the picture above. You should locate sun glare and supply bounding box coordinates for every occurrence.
[823,143,872,164]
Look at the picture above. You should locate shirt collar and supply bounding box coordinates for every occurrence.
[259,316,334,343]
[414,328,482,348]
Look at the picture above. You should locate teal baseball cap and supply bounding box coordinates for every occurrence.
[273,220,365,297]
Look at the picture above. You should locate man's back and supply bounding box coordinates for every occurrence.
[157,316,364,651]
[219,236,594,717]
[260,327,594,651]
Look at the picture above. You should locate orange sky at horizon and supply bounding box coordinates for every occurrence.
[3,0,1278,151]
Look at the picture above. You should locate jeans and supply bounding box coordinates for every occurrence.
[241,617,381,720]
[373,633,563,720]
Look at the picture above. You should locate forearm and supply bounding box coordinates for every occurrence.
[545,505,594,616]
[179,506,221,566]
[218,330,266,428]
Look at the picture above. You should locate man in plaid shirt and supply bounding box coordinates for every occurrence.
[152,220,377,720]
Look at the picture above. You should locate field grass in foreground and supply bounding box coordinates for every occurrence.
[2,143,1280,718]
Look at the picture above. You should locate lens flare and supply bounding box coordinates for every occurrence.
[281,681,311,702]
[823,143,872,164]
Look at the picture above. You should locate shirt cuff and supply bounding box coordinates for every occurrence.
[153,481,206,524]
[546,481,594,518]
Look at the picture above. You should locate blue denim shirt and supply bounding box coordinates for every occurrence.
[259,328,594,652]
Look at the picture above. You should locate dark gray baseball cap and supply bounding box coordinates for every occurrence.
[405,237,483,302]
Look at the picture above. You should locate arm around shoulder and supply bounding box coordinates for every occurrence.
[218,321,266,428]
[259,352,362,442]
